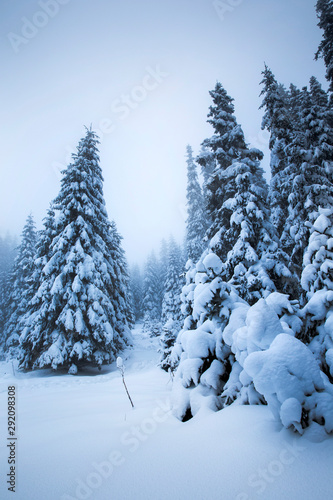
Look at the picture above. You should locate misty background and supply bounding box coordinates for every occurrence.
[0,0,326,265]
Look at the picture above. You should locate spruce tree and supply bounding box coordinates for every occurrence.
[4,215,37,358]
[195,82,294,301]
[142,251,162,336]
[19,128,132,373]
[158,238,168,311]
[160,237,184,371]
[315,0,333,92]
[129,264,144,321]
[171,83,295,420]
[0,234,17,356]
[301,208,333,381]
[195,82,261,247]
[108,220,135,330]
[282,78,333,279]
[196,144,215,230]
[259,65,294,241]
[185,145,206,263]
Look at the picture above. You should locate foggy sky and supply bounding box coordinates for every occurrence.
[0,0,327,265]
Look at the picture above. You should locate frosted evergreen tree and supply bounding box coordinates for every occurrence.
[160,237,185,371]
[185,145,207,263]
[259,65,294,241]
[12,206,57,363]
[197,144,216,188]
[301,209,333,381]
[315,0,333,92]
[19,128,132,373]
[282,78,333,279]
[195,82,294,301]
[171,83,296,420]
[108,219,134,330]
[196,144,215,230]
[194,82,260,247]
[142,251,162,336]
[175,142,207,368]
[129,264,144,321]
[4,215,37,358]
[0,234,17,357]
[159,238,168,305]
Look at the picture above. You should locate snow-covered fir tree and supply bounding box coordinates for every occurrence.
[3,215,37,358]
[281,77,333,279]
[195,82,256,247]
[129,264,144,321]
[171,83,297,420]
[260,66,333,282]
[301,208,333,381]
[19,127,132,373]
[173,146,208,372]
[315,0,333,93]
[197,144,216,189]
[185,145,207,263]
[159,238,168,302]
[160,237,185,371]
[142,251,163,336]
[196,82,295,302]
[108,219,135,330]
[196,144,215,230]
[259,65,294,242]
[0,234,17,357]
[161,238,184,324]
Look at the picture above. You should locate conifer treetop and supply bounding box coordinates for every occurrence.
[315,0,333,91]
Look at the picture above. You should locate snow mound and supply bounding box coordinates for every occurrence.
[245,333,333,434]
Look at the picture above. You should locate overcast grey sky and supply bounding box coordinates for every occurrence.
[0,0,327,265]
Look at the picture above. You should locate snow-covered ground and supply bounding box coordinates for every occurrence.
[0,324,333,500]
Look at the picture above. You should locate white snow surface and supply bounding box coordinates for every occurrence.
[0,323,332,500]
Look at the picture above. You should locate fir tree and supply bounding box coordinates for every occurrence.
[315,0,333,92]
[108,220,135,330]
[171,83,296,420]
[195,82,262,246]
[129,264,144,321]
[301,209,333,381]
[158,238,168,311]
[19,127,132,373]
[160,237,185,371]
[0,234,17,356]
[142,251,162,336]
[282,78,333,279]
[161,238,184,324]
[185,145,206,263]
[196,144,215,230]
[259,65,294,240]
[196,82,294,301]
[4,215,37,358]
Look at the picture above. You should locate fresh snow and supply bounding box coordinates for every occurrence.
[0,324,333,500]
